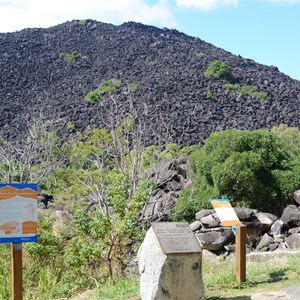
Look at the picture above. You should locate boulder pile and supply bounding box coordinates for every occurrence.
[1,20,300,146]
[139,157,189,227]
[192,198,300,254]
[138,158,300,254]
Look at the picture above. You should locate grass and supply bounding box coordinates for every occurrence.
[71,251,300,300]
[71,277,140,300]
[203,251,300,299]
[97,277,140,300]
[1,242,299,300]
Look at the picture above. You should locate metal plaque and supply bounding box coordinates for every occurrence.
[151,222,201,254]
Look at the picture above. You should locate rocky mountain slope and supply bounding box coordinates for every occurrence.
[1,19,300,146]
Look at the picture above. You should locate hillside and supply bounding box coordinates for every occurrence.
[1,19,300,145]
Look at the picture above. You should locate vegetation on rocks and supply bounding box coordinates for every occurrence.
[204,60,233,82]
[84,79,121,103]
[206,90,213,99]
[59,51,82,63]
[224,83,267,101]
[1,20,300,145]
[204,61,268,101]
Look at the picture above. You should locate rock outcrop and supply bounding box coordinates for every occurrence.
[1,20,300,146]
[140,157,189,226]
[192,204,300,254]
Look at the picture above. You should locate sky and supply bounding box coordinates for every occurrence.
[0,0,299,80]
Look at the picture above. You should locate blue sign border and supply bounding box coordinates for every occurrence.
[0,235,37,244]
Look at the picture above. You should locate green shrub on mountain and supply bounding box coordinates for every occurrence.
[224,83,267,101]
[59,51,81,63]
[204,60,233,82]
[84,79,121,103]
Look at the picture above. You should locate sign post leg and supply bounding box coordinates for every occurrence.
[235,225,246,283]
[11,243,22,300]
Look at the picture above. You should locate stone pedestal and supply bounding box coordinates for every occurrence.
[138,226,205,300]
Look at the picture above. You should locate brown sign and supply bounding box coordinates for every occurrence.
[151,222,201,254]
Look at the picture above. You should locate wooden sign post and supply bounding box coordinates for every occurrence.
[0,183,38,300]
[12,243,23,300]
[235,225,246,283]
[210,198,246,283]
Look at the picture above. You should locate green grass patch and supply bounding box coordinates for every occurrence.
[97,277,140,300]
[1,241,299,300]
[203,252,300,299]
[72,252,300,300]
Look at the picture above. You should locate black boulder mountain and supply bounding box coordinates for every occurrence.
[1,19,300,146]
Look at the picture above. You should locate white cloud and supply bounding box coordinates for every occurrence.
[175,0,238,11]
[0,0,177,33]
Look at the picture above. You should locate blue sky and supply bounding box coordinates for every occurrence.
[0,0,299,80]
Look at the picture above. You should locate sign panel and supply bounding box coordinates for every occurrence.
[209,198,241,227]
[151,222,201,254]
[0,183,38,243]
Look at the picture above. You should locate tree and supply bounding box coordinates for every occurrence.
[44,83,175,278]
[0,119,66,185]
[173,129,300,220]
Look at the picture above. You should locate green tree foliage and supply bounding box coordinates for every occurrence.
[204,60,233,82]
[271,124,300,197]
[84,79,121,103]
[43,117,157,279]
[271,124,300,156]
[173,129,300,221]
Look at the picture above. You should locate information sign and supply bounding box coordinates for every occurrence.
[151,222,201,254]
[0,183,38,243]
[209,198,241,227]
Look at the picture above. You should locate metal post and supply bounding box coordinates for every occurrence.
[11,243,23,300]
[235,225,246,283]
